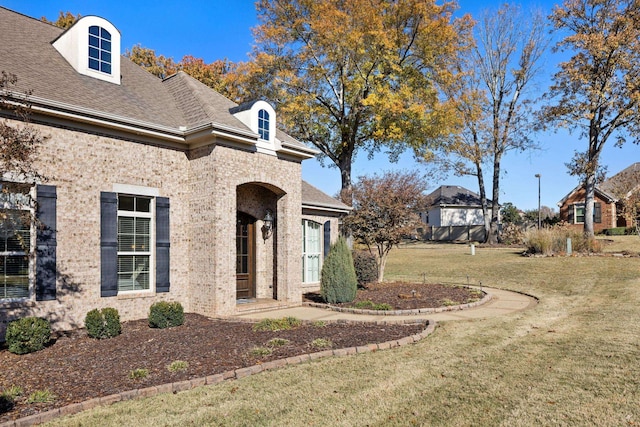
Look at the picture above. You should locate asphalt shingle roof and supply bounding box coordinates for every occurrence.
[301,181,351,212]
[427,185,486,207]
[0,6,314,153]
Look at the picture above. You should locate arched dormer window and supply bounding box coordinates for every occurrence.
[88,26,112,74]
[258,109,270,141]
[52,16,121,85]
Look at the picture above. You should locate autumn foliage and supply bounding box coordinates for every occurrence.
[343,171,427,282]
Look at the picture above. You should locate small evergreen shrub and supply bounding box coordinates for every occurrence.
[352,250,378,287]
[604,227,626,236]
[85,307,121,339]
[148,301,184,329]
[5,317,51,355]
[320,237,358,304]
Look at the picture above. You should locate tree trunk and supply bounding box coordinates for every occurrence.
[474,160,490,243]
[583,172,596,237]
[487,152,502,244]
[338,151,353,205]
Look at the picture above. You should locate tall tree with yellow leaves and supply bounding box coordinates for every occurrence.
[251,0,471,203]
[543,0,640,237]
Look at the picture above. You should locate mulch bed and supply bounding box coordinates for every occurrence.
[0,282,476,423]
[305,282,482,310]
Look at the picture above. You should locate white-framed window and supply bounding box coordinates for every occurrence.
[88,25,112,74]
[572,202,602,224]
[0,183,32,300]
[302,220,321,283]
[117,195,153,292]
[258,109,270,141]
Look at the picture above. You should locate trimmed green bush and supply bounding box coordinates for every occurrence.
[5,317,51,355]
[85,307,122,339]
[320,237,358,304]
[604,227,626,236]
[148,301,184,329]
[352,250,378,287]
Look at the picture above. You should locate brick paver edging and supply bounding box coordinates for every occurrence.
[0,319,436,427]
[304,287,493,316]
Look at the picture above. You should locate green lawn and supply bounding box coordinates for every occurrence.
[45,236,640,426]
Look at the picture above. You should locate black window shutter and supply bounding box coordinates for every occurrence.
[36,185,57,301]
[568,204,574,223]
[323,221,331,258]
[100,192,118,297]
[156,197,170,293]
[594,202,602,223]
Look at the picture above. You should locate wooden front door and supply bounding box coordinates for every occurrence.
[236,212,256,299]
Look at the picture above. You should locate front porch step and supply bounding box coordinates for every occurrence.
[234,298,293,315]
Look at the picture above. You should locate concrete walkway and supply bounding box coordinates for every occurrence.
[235,287,537,323]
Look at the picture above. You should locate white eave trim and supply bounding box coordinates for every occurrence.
[302,202,352,214]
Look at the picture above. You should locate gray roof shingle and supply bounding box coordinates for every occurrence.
[0,6,314,154]
[302,181,351,212]
[427,185,487,207]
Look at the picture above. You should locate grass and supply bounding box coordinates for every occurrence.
[252,317,302,332]
[43,236,640,426]
[128,369,149,381]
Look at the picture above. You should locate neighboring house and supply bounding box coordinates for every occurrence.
[0,8,348,338]
[420,185,493,241]
[557,163,640,232]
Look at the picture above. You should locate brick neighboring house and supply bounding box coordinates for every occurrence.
[557,163,640,232]
[0,8,349,339]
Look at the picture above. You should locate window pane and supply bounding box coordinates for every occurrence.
[88,58,100,71]
[102,51,111,63]
[89,35,99,48]
[118,195,135,211]
[101,63,112,74]
[89,25,100,36]
[136,197,151,213]
[100,27,111,40]
[1,255,29,298]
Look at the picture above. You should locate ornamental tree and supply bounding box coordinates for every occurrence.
[343,170,427,282]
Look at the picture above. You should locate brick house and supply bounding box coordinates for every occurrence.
[0,8,349,338]
[557,163,640,233]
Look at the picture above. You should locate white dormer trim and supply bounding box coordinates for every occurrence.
[231,100,279,156]
[53,16,121,85]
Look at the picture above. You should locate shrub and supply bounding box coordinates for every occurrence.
[167,360,189,372]
[524,228,604,255]
[26,389,55,404]
[148,301,184,329]
[353,300,392,311]
[311,338,333,349]
[249,347,272,357]
[129,368,149,380]
[352,250,378,287]
[320,237,358,304]
[85,307,121,339]
[253,317,302,332]
[267,338,290,347]
[5,317,51,355]
[604,227,626,236]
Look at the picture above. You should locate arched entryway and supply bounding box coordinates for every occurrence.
[236,211,256,299]
[236,182,284,303]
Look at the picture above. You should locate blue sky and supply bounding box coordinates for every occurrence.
[2,0,637,211]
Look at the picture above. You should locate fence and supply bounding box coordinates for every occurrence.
[422,225,486,242]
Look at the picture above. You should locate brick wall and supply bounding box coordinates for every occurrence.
[559,188,617,233]
[0,119,306,336]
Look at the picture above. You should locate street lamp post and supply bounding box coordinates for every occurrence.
[535,174,541,229]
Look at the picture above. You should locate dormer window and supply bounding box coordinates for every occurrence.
[258,109,270,140]
[52,16,121,85]
[88,25,112,74]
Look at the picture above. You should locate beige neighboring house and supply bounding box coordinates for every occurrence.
[0,7,349,339]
